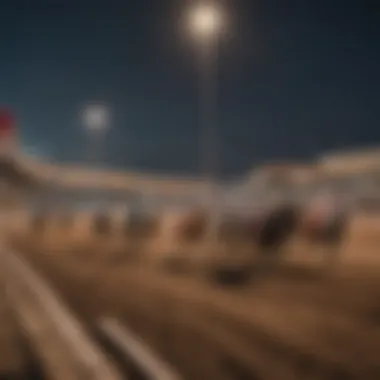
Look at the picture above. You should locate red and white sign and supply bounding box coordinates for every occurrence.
[0,109,15,135]
[0,108,17,155]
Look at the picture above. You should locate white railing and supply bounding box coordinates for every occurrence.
[98,317,182,380]
[0,250,123,380]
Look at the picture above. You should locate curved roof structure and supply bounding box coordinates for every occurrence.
[14,155,208,196]
[247,162,320,187]
[319,147,380,175]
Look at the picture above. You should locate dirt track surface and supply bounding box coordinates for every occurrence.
[7,232,380,380]
[0,272,27,374]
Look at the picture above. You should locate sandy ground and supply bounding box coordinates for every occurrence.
[6,245,380,378]
[0,268,30,376]
[2,213,380,379]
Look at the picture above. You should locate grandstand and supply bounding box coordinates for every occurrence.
[318,147,380,175]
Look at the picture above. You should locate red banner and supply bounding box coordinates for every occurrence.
[0,108,16,138]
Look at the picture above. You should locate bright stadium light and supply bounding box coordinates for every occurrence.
[188,3,224,42]
[82,104,110,133]
[81,103,111,164]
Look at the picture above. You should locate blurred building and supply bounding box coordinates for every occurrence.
[251,162,319,185]
[240,149,380,210]
[318,147,380,176]
[241,162,321,205]
[318,148,380,211]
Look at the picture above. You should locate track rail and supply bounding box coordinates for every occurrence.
[0,249,183,380]
[96,317,182,380]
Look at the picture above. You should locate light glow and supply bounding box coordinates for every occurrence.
[188,3,224,41]
[82,104,110,132]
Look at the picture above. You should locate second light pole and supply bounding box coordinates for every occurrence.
[81,103,110,166]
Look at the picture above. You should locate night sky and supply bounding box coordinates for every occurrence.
[0,0,379,178]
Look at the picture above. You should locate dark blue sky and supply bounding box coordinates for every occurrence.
[0,0,379,178]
